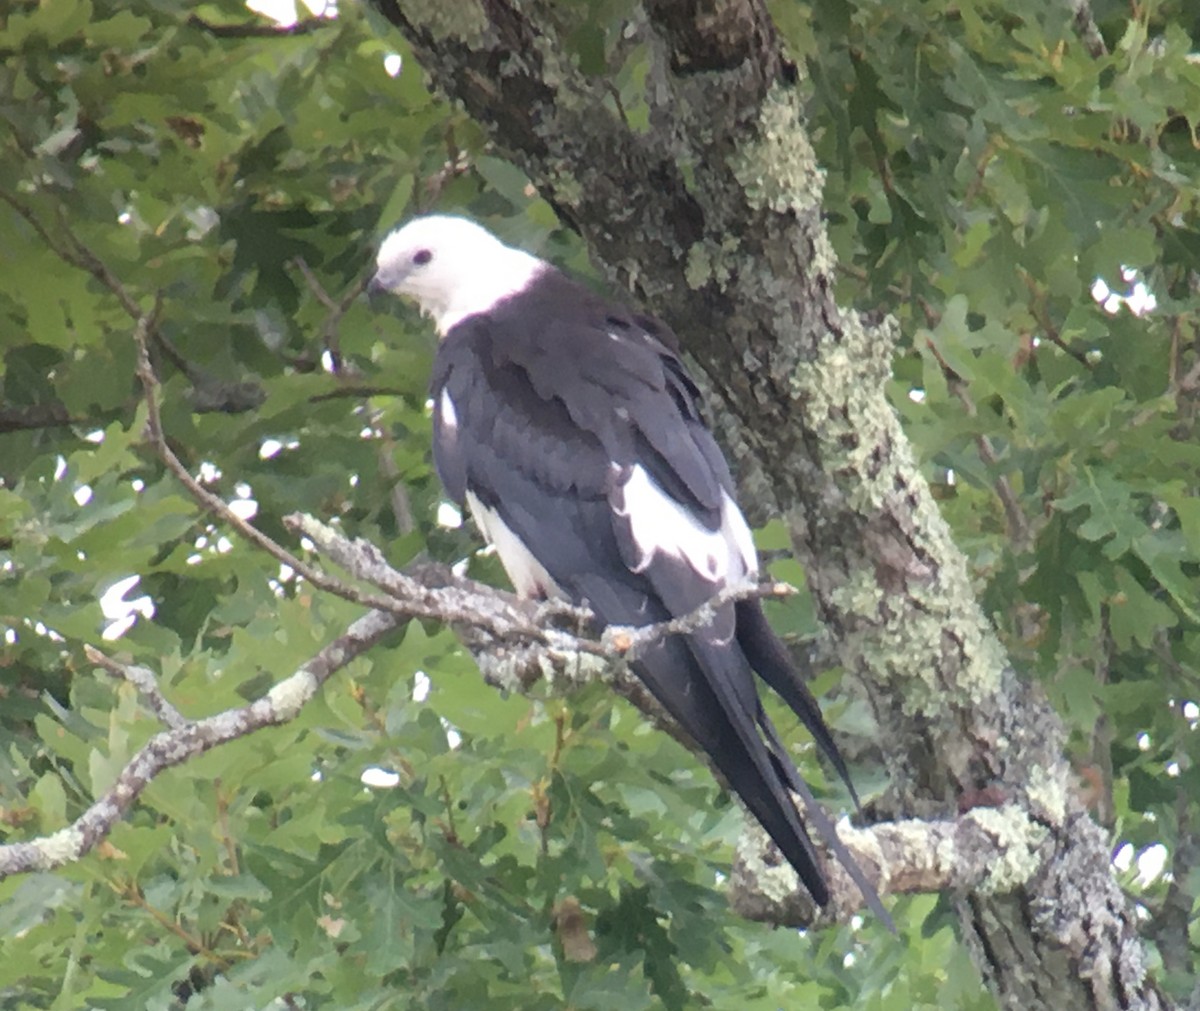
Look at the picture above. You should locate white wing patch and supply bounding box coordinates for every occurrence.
[465,490,563,600]
[614,464,758,584]
[437,388,458,432]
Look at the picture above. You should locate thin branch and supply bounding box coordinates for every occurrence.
[0,402,92,434]
[0,609,400,881]
[291,256,414,531]
[145,327,267,414]
[118,880,216,959]
[85,645,188,731]
[129,313,411,621]
[965,430,1031,551]
[1018,271,1095,370]
[1066,0,1108,59]
[285,511,792,661]
[285,512,795,760]
[147,325,202,381]
[292,257,341,314]
[923,337,1034,549]
[1,198,263,416]
[2,527,794,887]
[0,192,143,320]
[306,385,413,402]
[604,582,796,658]
[285,511,561,643]
[186,14,336,39]
[291,256,371,371]
[374,428,418,536]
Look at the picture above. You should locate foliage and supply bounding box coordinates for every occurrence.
[0,0,1197,1007]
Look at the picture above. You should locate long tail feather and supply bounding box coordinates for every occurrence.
[735,599,860,809]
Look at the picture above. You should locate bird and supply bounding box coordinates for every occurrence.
[369,214,885,919]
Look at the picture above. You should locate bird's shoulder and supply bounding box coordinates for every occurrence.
[434,269,682,396]
[431,267,728,517]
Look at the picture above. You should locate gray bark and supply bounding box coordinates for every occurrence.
[368,1,1171,1007]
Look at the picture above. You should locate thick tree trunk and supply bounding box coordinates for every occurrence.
[368,2,1170,1007]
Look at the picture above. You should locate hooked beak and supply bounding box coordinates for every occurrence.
[366,272,389,298]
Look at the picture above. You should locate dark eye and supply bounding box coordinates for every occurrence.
[413,249,432,265]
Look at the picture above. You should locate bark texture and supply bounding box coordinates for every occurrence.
[368,1,1171,1008]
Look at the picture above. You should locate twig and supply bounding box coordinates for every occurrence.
[284,511,571,646]
[0,402,98,434]
[129,314,408,621]
[1018,271,1094,370]
[306,386,412,402]
[374,428,418,536]
[604,581,795,657]
[292,257,340,314]
[291,256,371,372]
[147,325,201,382]
[1067,0,1108,59]
[119,880,216,958]
[285,511,793,661]
[292,256,414,531]
[2,197,263,415]
[923,338,1033,549]
[972,429,1032,551]
[85,645,188,731]
[186,14,336,39]
[142,327,265,414]
[0,193,143,320]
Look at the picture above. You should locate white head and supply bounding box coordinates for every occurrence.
[371,215,545,334]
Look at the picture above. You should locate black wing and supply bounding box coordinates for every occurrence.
[430,269,883,917]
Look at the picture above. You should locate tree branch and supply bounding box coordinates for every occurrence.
[1066,0,1108,59]
[290,255,370,372]
[186,14,336,39]
[1,195,265,414]
[0,517,805,892]
[0,192,143,320]
[0,609,400,881]
[85,645,188,731]
[733,803,1048,924]
[0,402,97,435]
[127,311,450,626]
[147,325,266,415]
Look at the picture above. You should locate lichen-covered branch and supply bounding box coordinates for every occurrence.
[0,524,805,892]
[732,803,1049,926]
[84,645,189,730]
[284,511,787,756]
[369,2,1170,1007]
[284,511,791,664]
[0,610,399,881]
[1066,0,1109,58]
